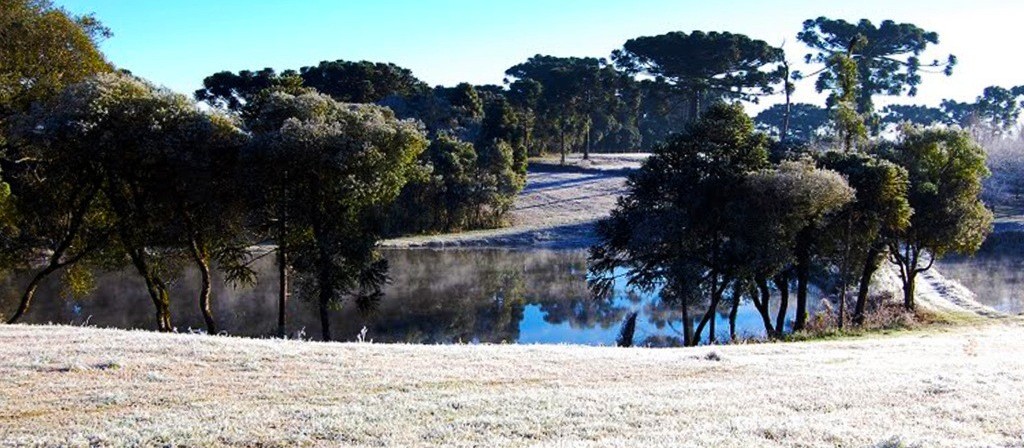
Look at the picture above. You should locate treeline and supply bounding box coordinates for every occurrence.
[588,16,995,345]
[577,17,1000,346]
[756,85,1024,142]
[0,0,999,344]
[195,63,530,235]
[0,2,438,341]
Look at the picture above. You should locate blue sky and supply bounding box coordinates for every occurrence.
[58,0,1022,111]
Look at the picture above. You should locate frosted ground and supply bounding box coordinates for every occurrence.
[382,153,642,249]
[1,319,1022,447]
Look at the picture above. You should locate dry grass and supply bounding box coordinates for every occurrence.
[2,322,1024,447]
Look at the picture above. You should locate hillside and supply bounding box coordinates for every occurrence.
[381,153,643,249]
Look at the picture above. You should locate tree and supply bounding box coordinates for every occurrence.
[589,103,769,346]
[823,52,867,151]
[755,103,830,142]
[817,152,911,326]
[298,60,429,103]
[613,31,784,120]
[798,17,956,117]
[247,91,427,341]
[164,114,253,335]
[505,55,627,162]
[881,104,949,128]
[0,0,112,120]
[740,160,853,333]
[881,127,993,309]
[2,93,113,323]
[194,68,305,112]
[7,74,224,330]
[883,86,1024,134]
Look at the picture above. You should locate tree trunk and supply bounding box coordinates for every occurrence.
[192,246,216,335]
[277,247,289,338]
[583,120,590,160]
[7,189,95,324]
[559,129,566,165]
[709,307,717,344]
[318,287,332,342]
[903,271,917,310]
[729,285,740,341]
[127,248,172,332]
[773,273,790,335]
[277,169,291,338]
[315,225,334,342]
[156,281,172,331]
[691,276,724,347]
[754,277,775,337]
[838,280,848,331]
[782,63,792,142]
[854,246,881,326]
[794,236,811,332]
[681,301,692,347]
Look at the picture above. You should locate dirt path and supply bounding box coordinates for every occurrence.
[382,154,643,249]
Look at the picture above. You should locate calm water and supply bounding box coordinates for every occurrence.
[937,230,1024,315]
[1,249,798,346]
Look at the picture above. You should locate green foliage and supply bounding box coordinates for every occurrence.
[589,103,769,344]
[0,0,112,118]
[194,68,306,111]
[884,128,993,257]
[755,103,830,142]
[880,127,993,308]
[298,60,429,103]
[818,151,912,249]
[799,17,955,115]
[247,91,428,340]
[506,55,633,159]
[883,86,1024,133]
[823,53,868,150]
[4,74,203,328]
[613,31,784,116]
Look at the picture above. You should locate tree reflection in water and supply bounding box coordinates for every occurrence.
[2,249,811,345]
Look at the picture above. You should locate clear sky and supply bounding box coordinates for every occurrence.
[57,0,1022,112]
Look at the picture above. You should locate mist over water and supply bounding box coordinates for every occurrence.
[937,230,1024,315]
[4,249,819,345]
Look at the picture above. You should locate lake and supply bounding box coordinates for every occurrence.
[3,248,798,346]
[936,230,1024,315]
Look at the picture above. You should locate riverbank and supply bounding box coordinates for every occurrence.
[381,153,643,249]
[2,322,1023,447]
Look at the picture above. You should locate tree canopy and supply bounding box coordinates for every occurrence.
[0,0,112,118]
[247,91,428,341]
[798,17,956,115]
[613,31,784,117]
[880,127,992,309]
[589,103,770,345]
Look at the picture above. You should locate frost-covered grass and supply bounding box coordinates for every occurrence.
[2,322,1024,447]
[381,154,643,249]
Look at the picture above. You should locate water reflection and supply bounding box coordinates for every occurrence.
[3,249,796,346]
[937,231,1024,315]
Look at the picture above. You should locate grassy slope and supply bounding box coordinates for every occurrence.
[380,153,641,249]
[2,322,1024,447]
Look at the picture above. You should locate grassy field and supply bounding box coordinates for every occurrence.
[2,322,1024,447]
